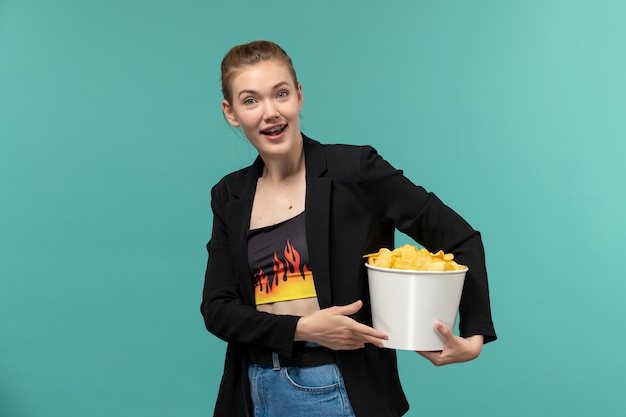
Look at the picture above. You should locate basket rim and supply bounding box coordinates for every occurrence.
[364,263,468,275]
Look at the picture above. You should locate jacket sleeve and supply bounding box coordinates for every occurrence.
[360,147,497,343]
[200,181,304,357]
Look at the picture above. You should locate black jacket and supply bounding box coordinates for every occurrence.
[201,135,496,416]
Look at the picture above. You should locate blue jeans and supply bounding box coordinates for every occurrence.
[248,352,356,417]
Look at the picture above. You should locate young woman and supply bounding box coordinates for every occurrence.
[201,40,497,417]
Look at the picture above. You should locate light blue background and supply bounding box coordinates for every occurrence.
[2,1,625,416]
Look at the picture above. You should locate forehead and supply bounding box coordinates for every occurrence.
[230,60,296,94]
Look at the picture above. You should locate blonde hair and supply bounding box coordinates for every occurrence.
[220,40,299,103]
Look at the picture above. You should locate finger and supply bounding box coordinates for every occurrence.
[332,300,363,316]
[352,322,388,340]
[364,336,385,349]
[434,321,456,343]
[416,350,437,361]
[350,324,388,348]
[336,343,366,351]
[416,350,447,367]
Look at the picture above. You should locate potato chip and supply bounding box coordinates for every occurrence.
[371,248,394,268]
[364,244,466,271]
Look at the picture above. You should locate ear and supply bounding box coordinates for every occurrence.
[297,82,304,112]
[222,99,240,127]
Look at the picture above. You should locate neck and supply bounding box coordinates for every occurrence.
[261,145,305,182]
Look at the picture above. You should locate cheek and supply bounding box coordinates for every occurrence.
[237,110,261,128]
[283,102,302,118]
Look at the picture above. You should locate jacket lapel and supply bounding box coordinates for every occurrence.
[303,137,333,309]
[226,158,263,306]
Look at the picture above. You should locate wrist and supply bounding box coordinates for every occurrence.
[465,335,484,358]
[294,316,309,342]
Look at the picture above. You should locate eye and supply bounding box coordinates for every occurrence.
[276,90,288,99]
[243,97,256,105]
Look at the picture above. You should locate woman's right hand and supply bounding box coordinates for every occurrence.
[294,300,388,350]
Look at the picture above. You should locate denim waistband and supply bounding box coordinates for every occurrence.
[248,345,336,368]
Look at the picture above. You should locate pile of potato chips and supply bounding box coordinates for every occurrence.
[365,244,467,271]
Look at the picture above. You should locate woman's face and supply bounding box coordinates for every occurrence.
[222,59,303,158]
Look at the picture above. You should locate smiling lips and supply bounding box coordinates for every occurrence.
[261,124,286,137]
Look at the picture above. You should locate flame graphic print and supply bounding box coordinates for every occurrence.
[253,239,315,305]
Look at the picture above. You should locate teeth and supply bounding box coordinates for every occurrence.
[265,125,284,134]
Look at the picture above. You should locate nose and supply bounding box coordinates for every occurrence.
[263,101,280,120]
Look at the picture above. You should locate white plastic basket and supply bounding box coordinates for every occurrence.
[366,264,467,351]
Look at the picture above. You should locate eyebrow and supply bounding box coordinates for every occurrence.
[237,81,291,98]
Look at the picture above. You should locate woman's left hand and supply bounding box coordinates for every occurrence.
[416,321,483,366]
